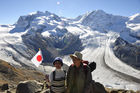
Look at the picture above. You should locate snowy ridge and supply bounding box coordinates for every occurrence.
[10,11,63,34]
[78,10,128,33]
[126,13,140,38]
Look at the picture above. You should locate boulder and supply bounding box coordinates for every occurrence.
[86,80,107,93]
[16,80,42,93]
[1,83,9,90]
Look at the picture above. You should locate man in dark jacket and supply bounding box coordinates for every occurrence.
[66,51,92,93]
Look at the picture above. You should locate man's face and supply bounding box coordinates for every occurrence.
[71,57,81,67]
[54,61,62,69]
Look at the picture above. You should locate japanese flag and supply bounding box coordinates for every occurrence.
[31,49,43,67]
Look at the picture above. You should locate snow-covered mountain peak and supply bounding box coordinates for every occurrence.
[29,11,45,16]
[129,13,140,20]
[73,10,107,23]
[8,10,139,43]
[128,13,140,24]
[78,10,128,32]
[89,10,107,16]
[17,11,61,25]
[28,11,58,18]
[77,10,107,22]
[10,11,62,33]
[125,13,140,39]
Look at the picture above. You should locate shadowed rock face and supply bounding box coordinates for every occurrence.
[113,37,140,70]
[22,30,83,63]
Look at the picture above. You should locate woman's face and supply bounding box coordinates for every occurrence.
[54,61,62,69]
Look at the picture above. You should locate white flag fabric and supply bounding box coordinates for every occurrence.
[31,49,43,67]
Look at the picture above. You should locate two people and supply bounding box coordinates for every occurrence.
[49,51,93,93]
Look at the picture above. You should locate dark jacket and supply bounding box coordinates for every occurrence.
[66,63,92,93]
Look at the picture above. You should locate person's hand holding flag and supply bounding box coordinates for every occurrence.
[31,48,43,67]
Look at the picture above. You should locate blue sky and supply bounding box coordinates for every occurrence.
[0,0,140,24]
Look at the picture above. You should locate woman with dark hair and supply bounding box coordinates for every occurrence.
[49,57,66,93]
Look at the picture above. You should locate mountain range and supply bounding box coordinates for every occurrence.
[0,10,140,91]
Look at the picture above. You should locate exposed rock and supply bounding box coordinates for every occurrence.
[16,80,43,93]
[93,82,107,93]
[86,80,107,93]
[106,88,136,93]
[0,59,44,86]
[22,31,83,62]
[113,37,140,70]
[1,83,9,91]
[40,89,50,93]
[110,90,118,93]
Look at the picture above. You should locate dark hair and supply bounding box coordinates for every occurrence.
[53,57,63,66]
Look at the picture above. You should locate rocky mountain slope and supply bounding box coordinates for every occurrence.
[0,59,44,92]
[0,59,44,84]
[113,37,140,70]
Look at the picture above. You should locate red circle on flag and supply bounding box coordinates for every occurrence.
[36,55,42,62]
